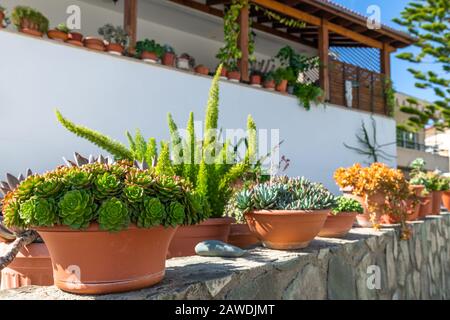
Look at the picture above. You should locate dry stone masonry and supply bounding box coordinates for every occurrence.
[1,213,450,300]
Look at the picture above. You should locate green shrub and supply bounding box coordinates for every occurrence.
[11,6,49,33]
[331,196,363,215]
[1,162,202,232]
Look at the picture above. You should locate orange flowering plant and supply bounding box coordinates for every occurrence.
[334,163,414,239]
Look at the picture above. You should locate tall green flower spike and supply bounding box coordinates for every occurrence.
[203,64,222,152]
[98,197,130,232]
[155,141,175,177]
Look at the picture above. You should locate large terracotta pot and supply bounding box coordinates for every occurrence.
[0,242,53,290]
[442,191,450,211]
[343,192,385,227]
[419,195,432,218]
[318,212,357,238]
[431,190,443,215]
[47,30,69,42]
[245,210,329,250]
[35,223,177,295]
[167,217,234,258]
[228,223,260,249]
[106,43,124,55]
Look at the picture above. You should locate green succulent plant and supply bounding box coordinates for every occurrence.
[20,197,57,227]
[138,197,165,228]
[165,201,185,227]
[2,199,25,228]
[124,184,145,203]
[34,178,63,198]
[58,190,96,229]
[98,197,129,232]
[331,196,364,215]
[94,172,122,199]
[65,169,92,188]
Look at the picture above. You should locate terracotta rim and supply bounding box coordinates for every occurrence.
[21,28,43,37]
[318,212,357,238]
[47,30,69,42]
[106,43,124,55]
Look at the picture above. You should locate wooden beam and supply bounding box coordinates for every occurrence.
[381,42,391,78]
[250,0,384,49]
[318,18,330,101]
[238,5,250,82]
[124,0,138,49]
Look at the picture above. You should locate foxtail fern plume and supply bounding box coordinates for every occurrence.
[245,115,257,165]
[203,65,222,152]
[55,110,133,160]
[146,138,158,166]
[183,112,198,185]
[167,113,184,174]
[155,141,175,177]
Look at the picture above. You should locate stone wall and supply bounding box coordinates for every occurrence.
[1,214,450,300]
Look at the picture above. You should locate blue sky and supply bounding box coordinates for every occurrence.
[332,0,437,102]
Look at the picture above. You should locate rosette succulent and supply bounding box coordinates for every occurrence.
[98,197,129,232]
[58,190,96,229]
[94,172,122,199]
[124,184,145,203]
[35,177,63,198]
[20,197,57,227]
[137,197,165,227]
[165,201,185,227]
[65,169,92,188]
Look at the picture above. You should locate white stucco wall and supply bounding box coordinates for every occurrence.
[0,0,316,71]
[0,31,396,192]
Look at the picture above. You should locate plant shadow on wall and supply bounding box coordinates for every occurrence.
[343,115,395,164]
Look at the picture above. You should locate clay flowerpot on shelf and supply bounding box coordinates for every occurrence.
[380,199,419,224]
[227,70,241,82]
[318,212,357,238]
[228,223,260,249]
[195,65,209,75]
[0,242,53,290]
[220,66,228,79]
[276,80,288,93]
[431,190,443,215]
[68,32,84,42]
[21,26,43,37]
[36,224,177,294]
[141,51,158,63]
[419,195,432,218]
[0,11,5,28]
[167,217,234,258]
[11,7,48,37]
[106,43,124,56]
[263,79,275,91]
[246,210,329,249]
[442,191,450,211]
[83,37,106,52]
[411,185,425,197]
[343,192,385,228]
[47,29,69,42]
[250,74,262,87]
[162,52,176,66]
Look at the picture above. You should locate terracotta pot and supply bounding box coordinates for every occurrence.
[0,11,5,28]
[66,40,84,47]
[343,192,385,227]
[21,28,43,37]
[264,79,275,90]
[35,223,177,295]
[276,80,288,93]
[106,43,124,55]
[195,65,209,75]
[380,199,419,224]
[0,242,53,290]
[47,30,69,42]
[162,52,176,66]
[419,195,432,218]
[318,212,357,238]
[442,191,450,211]
[410,184,425,197]
[431,190,443,215]
[167,217,234,258]
[141,51,158,63]
[220,66,228,78]
[83,37,105,52]
[245,210,329,250]
[250,75,262,86]
[68,32,84,42]
[227,71,241,82]
[228,223,260,249]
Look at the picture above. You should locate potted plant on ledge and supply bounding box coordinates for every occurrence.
[1,161,201,295]
[136,39,164,63]
[0,6,8,28]
[47,23,70,42]
[11,6,49,37]
[162,45,176,66]
[235,176,336,250]
[318,196,363,238]
[98,24,129,56]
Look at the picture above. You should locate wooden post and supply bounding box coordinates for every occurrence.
[124,0,138,50]
[319,19,330,101]
[381,42,391,79]
[238,5,250,82]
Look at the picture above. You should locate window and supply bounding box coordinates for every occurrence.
[397,129,421,150]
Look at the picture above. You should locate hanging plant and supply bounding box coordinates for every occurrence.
[252,4,306,29]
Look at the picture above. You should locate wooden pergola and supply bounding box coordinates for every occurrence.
[123,0,416,102]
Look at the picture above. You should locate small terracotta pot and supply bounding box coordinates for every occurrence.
[35,223,177,295]
[21,28,43,37]
[431,190,443,215]
[84,37,105,52]
[410,185,425,197]
[220,66,228,78]
[19,19,43,37]
[106,43,124,55]
[0,242,53,290]
[66,40,84,47]
[227,71,241,82]
[195,65,209,75]
[264,80,275,90]
[318,212,357,238]
[167,217,234,258]
[245,210,329,250]
[250,75,262,86]
[47,30,69,42]
[141,51,158,63]
[0,11,5,28]
[380,199,419,224]
[228,223,260,249]
[419,195,432,218]
[442,191,450,211]
[68,32,84,42]
[343,192,385,227]
[276,80,288,93]
[162,52,176,66]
